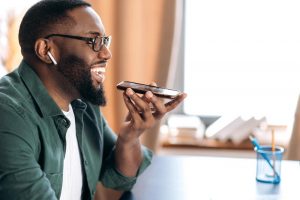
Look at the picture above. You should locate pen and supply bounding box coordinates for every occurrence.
[271,129,275,152]
[271,129,276,177]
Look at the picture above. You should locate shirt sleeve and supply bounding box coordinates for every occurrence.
[99,115,153,191]
[0,103,57,200]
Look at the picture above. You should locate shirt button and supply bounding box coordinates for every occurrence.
[62,119,70,128]
[84,160,88,166]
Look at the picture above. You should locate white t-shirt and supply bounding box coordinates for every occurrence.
[0,64,7,79]
[60,105,83,200]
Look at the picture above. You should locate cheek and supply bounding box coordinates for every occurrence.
[59,43,94,65]
[58,54,91,79]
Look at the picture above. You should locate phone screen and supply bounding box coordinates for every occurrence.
[116,81,181,99]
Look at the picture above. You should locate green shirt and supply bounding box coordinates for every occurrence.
[0,61,152,200]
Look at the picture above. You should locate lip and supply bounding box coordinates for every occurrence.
[91,62,106,68]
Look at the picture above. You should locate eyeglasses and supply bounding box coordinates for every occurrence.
[44,34,111,52]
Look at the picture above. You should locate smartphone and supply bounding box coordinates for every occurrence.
[116,81,181,99]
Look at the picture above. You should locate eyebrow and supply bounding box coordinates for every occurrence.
[87,31,106,36]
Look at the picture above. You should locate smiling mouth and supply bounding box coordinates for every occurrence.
[91,67,106,84]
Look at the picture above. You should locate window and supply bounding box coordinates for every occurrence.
[184,0,300,125]
[0,0,38,75]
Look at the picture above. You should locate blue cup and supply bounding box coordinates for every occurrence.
[255,146,284,184]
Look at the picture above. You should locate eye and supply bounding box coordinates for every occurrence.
[93,36,102,51]
[87,38,94,44]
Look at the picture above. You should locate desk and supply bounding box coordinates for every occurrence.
[121,156,300,200]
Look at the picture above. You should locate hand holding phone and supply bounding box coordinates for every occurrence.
[116,81,181,99]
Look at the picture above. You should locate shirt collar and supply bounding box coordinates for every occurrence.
[71,99,87,110]
[18,60,62,117]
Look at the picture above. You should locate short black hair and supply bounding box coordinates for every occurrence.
[19,0,91,55]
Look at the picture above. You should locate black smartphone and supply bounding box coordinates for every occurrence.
[116,81,181,99]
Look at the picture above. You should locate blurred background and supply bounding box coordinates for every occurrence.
[1,0,300,160]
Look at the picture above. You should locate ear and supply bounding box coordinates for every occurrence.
[34,38,56,65]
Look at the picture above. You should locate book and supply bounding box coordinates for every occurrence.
[167,114,205,138]
[205,115,266,144]
[229,116,266,144]
[205,116,247,140]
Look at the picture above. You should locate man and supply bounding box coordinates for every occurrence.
[0,0,186,200]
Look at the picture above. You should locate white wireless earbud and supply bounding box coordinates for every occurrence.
[47,51,57,65]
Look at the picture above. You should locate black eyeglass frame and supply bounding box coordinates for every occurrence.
[44,34,111,52]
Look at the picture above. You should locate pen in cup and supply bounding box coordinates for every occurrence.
[249,135,280,182]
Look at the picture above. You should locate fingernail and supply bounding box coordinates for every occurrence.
[181,93,187,98]
[150,82,157,86]
[145,91,153,99]
[126,88,134,96]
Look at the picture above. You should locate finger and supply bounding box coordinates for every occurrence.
[149,82,157,86]
[127,91,154,116]
[126,88,154,120]
[125,112,132,121]
[138,92,156,121]
[140,82,157,103]
[145,91,167,119]
[122,91,143,123]
[141,93,151,104]
[164,93,187,112]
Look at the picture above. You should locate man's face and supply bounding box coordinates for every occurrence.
[54,7,111,106]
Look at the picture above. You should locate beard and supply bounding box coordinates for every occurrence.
[57,54,107,106]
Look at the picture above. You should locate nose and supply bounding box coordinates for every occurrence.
[97,45,112,61]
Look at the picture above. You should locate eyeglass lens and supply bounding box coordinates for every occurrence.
[94,36,111,51]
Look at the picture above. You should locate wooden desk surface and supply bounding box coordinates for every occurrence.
[161,136,253,150]
[121,155,300,200]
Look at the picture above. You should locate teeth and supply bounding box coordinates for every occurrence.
[91,68,105,74]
